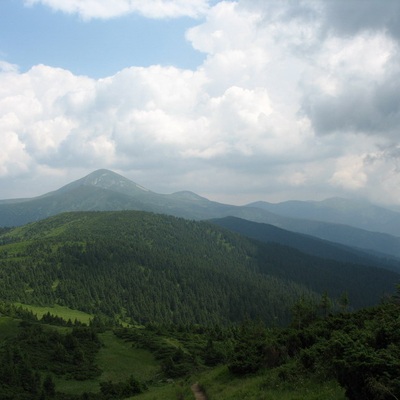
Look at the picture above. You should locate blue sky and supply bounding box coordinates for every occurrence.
[1,0,400,207]
[0,1,205,77]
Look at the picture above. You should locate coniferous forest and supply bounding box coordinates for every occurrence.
[0,210,399,399]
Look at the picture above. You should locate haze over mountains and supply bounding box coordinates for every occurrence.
[1,168,400,261]
[248,198,400,238]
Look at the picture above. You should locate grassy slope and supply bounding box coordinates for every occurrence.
[0,314,159,396]
[131,381,193,400]
[15,303,93,325]
[194,366,345,400]
[0,314,346,400]
[132,366,346,400]
[55,330,160,395]
[97,330,159,382]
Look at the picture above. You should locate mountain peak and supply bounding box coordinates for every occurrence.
[55,169,151,196]
[80,169,132,188]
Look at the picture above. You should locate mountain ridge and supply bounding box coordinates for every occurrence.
[211,216,400,273]
[2,169,400,260]
[247,197,400,237]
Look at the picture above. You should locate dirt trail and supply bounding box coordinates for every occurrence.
[191,383,208,400]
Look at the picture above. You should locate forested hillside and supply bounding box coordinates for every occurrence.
[0,211,398,327]
[0,210,399,399]
[211,216,400,272]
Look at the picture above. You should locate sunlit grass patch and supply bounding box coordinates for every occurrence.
[97,330,160,382]
[55,330,160,395]
[15,303,93,324]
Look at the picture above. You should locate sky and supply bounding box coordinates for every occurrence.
[1,0,400,206]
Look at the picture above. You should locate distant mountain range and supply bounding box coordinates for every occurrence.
[247,198,400,237]
[1,169,400,259]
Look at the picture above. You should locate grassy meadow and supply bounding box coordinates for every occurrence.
[54,330,160,395]
[15,303,93,324]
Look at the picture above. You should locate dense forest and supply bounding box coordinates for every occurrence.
[0,211,398,326]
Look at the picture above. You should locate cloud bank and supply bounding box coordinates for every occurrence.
[1,0,400,206]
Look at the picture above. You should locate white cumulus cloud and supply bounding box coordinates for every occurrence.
[1,0,400,206]
[23,0,210,19]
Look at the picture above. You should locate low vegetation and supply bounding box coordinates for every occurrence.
[0,292,399,399]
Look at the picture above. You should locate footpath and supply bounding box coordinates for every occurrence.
[191,383,208,400]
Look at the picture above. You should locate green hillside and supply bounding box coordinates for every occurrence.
[0,210,398,328]
[0,211,311,326]
[0,210,399,399]
[0,293,399,399]
[211,216,400,272]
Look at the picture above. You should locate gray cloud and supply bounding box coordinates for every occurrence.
[294,1,400,139]
[323,0,400,40]
[302,74,400,137]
